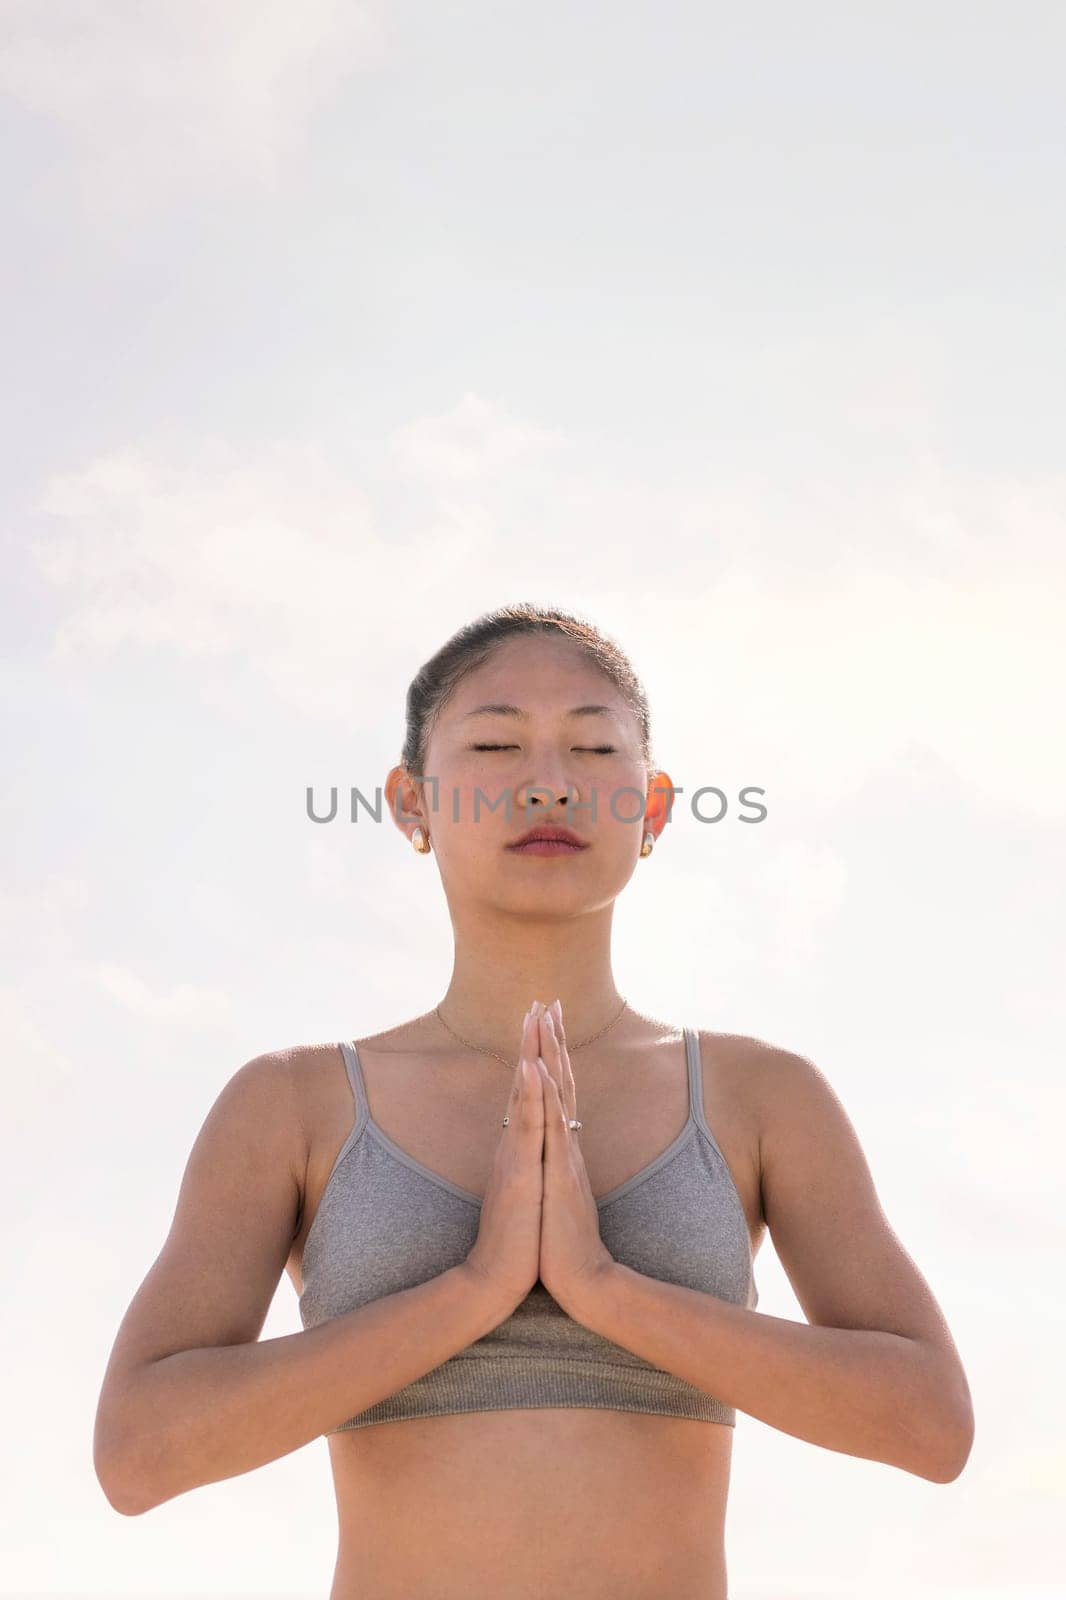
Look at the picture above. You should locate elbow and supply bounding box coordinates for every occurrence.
[896,1343,974,1485]
[95,1456,152,1517]
[914,1389,976,1484]
[102,1485,152,1518]
[922,1420,975,1485]
[94,1427,156,1517]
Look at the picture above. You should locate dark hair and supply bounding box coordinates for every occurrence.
[400,602,656,779]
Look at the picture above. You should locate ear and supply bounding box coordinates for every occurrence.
[643,767,677,843]
[385,764,429,839]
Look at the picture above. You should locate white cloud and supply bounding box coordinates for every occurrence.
[25,398,582,722]
[753,839,850,972]
[388,390,567,483]
[0,873,90,960]
[29,434,490,718]
[0,983,75,1080]
[649,560,1065,819]
[24,399,1066,817]
[0,0,383,208]
[90,960,232,1025]
[0,988,78,1160]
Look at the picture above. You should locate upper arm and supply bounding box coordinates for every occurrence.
[753,1043,965,1364]
[95,1051,307,1456]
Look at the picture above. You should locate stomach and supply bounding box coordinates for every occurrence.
[325,1406,734,1600]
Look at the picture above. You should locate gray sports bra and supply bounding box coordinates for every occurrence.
[299,1027,758,1430]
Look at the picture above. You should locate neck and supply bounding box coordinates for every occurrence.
[434,903,626,1062]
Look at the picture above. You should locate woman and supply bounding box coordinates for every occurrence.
[94,603,974,1600]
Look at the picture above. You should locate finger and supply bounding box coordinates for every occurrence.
[544,1005,576,1122]
[519,1059,545,1137]
[531,1004,557,1095]
[539,1009,565,1101]
[536,1057,566,1157]
[509,1009,532,1098]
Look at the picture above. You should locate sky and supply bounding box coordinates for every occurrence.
[1,2,1064,1596]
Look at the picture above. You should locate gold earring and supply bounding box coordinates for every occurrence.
[411,826,431,854]
[640,830,655,858]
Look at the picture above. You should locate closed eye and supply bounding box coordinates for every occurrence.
[471,744,617,754]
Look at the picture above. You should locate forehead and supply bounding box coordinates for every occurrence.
[447,635,625,715]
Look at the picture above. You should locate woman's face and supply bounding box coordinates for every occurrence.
[397,634,672,916]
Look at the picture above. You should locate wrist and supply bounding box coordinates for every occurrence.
[556,1258,624,1329]
[453,1259,522,1331]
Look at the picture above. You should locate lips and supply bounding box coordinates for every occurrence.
[507,826,589,850]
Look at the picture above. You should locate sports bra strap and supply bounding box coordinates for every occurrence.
[684,1026,728,1165]
[338,1039,370,1129]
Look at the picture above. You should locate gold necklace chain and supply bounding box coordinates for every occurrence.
[433,996,629,1069]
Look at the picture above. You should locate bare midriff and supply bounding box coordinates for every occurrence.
[286,1019,765,1600]
[325,1408,732,1600]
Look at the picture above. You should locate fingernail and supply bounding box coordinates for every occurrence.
[550,998,561,1020]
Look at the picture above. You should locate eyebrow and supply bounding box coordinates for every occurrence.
[460,703,620,722]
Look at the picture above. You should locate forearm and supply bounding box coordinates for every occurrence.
[574,1264,972,1482]
[99,1264,507,1514]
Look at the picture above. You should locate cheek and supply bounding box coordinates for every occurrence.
[594,808,645,855]
[430,771,510,828]
[431,780,519,854]
[587,770,647,832]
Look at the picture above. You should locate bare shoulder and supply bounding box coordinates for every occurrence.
[697,1029,843,1141]
[213,1043,311,1147]
[693,1026,801,1124]
[253,1039,350,1218]
[264,1036,344,1139]
[693,1030,846,1208]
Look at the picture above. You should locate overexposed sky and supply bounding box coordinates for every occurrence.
[2,4,1064,1596]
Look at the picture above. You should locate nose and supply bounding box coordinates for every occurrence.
[513,779,582,815]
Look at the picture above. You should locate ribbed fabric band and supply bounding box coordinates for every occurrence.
[328,1354,736,1431]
